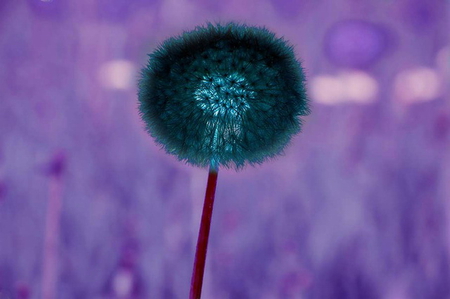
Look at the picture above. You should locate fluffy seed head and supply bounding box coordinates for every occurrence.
[138,23,309,169]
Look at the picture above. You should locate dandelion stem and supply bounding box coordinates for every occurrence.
[42,174,63,299]
[190,165,219,299]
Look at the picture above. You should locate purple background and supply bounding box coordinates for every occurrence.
[1,0,449,298]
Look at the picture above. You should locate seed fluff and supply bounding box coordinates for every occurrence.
[138,22,310,169]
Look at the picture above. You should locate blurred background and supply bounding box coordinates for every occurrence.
[0,0,449,298]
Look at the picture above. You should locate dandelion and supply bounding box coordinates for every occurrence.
[138,23,309,299]
[139,23,309,170]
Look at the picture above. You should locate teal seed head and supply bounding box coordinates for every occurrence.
[138,22,309,169]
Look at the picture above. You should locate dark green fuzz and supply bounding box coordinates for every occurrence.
[138,23,309,169]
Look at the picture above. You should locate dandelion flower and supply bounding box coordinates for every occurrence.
[138,23,309,169]
[137,23,309,299]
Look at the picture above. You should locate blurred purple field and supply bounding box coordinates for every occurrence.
[0,0,449,298]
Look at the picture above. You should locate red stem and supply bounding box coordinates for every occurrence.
[189,166,219,299]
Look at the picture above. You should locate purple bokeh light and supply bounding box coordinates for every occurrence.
[323,20,390,69]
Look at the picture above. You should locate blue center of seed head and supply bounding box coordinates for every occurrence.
[194,72,255,161]
[194,72,253,118]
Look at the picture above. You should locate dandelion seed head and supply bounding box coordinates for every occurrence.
[138,23,309,169]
